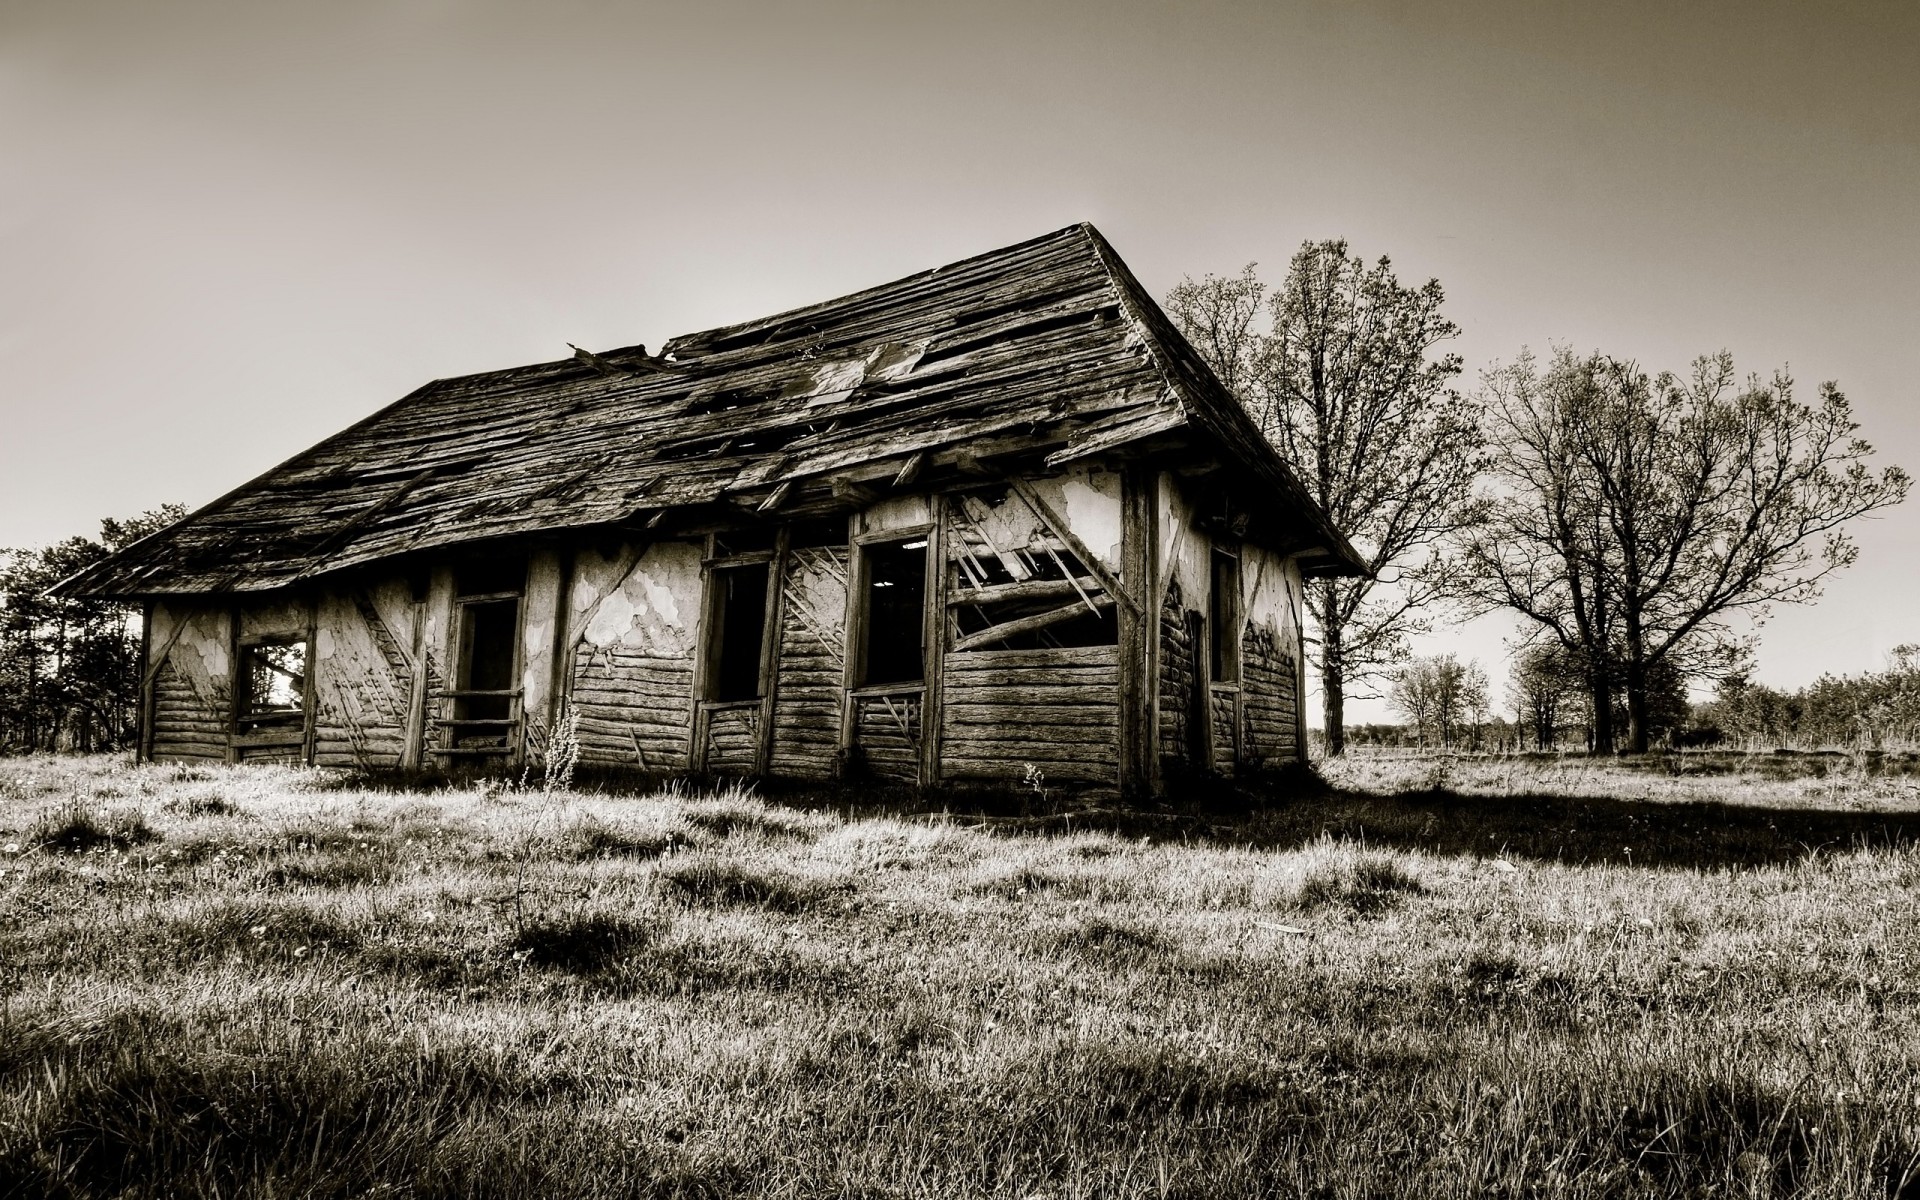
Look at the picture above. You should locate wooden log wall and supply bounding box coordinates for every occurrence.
[852,690,922,782]
[769,545,849,779]
[152,661,228,761]
[571,645,695,770]
[702,705,760,774]
[312,585,417,769]
[1240,624,1300,768]
[1238,543,1305,768]
[147,603,231,763]
[941,645,1119,784]
[1210,686,1240,775]
[564,542,701,770]
[1156,580,1196,769]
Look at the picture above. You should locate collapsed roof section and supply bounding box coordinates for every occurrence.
[61,224,1366,598]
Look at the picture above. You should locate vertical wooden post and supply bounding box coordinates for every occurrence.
[838,522,868,766]
[754,527,791,776]
[689,535,718,773]
[919,495,948,787]
[1293,559,1310,764]
[1142,472,1163,794]
[518,549,565,767]
[225,605,242,763]
[137,600,155,764]
[424,565,457,767]
[547,548,576,735]
[301,594,319,766]
[401,587,430,771]
[1118,466,1155,797]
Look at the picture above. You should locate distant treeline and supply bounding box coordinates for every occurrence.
[0,505,185,753]
[1700,649,1920,751]
[1349,646,1919,754]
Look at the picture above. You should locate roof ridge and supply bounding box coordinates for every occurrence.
[661,223,1095,360]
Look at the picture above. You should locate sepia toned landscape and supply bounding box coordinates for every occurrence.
[5,2,1917,1196]
[6,750,1920,1197]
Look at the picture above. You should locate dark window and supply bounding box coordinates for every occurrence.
[456,597,520,725]
[710,563,770,701]
[1210,547,1241,683]
[861,539,926,686]
[239,638,307,730]
[456,557,526,598]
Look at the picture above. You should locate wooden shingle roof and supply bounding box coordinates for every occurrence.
[62,224,1363,598]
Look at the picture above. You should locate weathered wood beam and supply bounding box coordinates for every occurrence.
[1006,478,1142,617]
[892,451,925,489]
[831,477,881,507]
[946,576,1096,607]
[951,594,1114,654]
[757,480,793,514]
[1119,464,1154,796]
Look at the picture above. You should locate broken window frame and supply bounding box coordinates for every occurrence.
[702,557,776,704]
[943,484,1119,654]
[234,632,311,741]
[1210,543,1242,686]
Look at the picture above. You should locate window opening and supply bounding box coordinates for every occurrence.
[449,555,525,754]
[709,562,770,702]
[946,486,1118,652]
[239,638,307,732]
[456,599,520,724]
[1210,547,1241,684]
[861,539,927,686]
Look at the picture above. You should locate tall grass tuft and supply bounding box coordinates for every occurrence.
[508,913,662,974]
[1292,851,1427,915]
[657,857,849,912]
[28,802,158,852]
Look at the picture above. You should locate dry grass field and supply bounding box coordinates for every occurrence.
[4,750,1920,1198]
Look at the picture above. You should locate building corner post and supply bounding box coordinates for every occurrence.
[1119,465,1157,798]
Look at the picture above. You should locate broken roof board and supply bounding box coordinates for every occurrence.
[61,224,1364,598]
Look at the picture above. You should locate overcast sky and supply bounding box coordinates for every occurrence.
[3,0,1915,722]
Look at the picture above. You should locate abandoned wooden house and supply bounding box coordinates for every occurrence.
[61,223,1364,794]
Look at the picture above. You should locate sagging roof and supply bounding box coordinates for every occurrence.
[60,224,1365,598]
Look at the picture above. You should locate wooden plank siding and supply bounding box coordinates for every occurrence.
[851,690,923,783]
[1240,624,1301,769]
[702,704,760,774]
[570,645,694,770]
[1156,580,1200,772]
[769,545,849,779]
[1210,686,1240,776]
[311,588,414,770]
[941,646,1120,784]
[150,662,228,762]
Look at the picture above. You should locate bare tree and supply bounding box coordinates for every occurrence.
[1390,653,1487,750]
[1167,242,1483,755]
[1507,644,1579,750]
[1464,350,1625,750]
[1466,348,1909,752]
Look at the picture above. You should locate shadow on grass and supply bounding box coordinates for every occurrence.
[1220,778,1920,871]
[195,756,1920,872]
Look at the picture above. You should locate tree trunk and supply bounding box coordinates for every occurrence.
[1588,669,1615,755]
[1624,656,1650,754]
[1319,587,1346,756]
